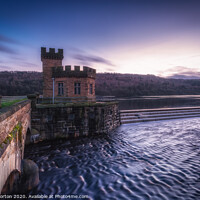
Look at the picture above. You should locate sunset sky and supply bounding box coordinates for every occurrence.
[0,0,200,78]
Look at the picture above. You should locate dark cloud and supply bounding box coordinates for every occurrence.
[10,56,25,61]
[68,47,85,53]
[73,53,115,66]
[165,66,200,79]
[0,65,11,70]
[0,34,19,44]
[105,67,116,72]
[168,72,200,79]
[0,44,17,54]
[21,61,38,67]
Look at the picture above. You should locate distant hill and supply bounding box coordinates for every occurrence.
[1,71,200,97]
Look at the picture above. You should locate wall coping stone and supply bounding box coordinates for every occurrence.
[0,100,31,123]
[36,101,119,109]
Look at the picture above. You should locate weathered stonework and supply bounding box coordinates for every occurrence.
[0,100,31,193]
[31,102,120,142]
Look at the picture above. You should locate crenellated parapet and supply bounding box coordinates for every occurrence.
[41,47,64,60]
[52,65,96,79]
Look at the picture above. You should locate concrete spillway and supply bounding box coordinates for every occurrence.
[120,106,200,124]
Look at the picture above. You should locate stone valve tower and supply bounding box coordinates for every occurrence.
[41,47,96,102]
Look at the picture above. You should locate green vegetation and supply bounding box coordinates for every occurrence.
[0,123,23,149]
[1,98,27,108]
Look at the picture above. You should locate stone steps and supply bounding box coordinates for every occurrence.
[120,106,200,113]
[121,110,200,120]
[120,109,200,116]
[120,106,200,124]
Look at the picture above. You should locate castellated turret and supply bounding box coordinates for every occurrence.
[41,47,96,102]
[41,47,63,60]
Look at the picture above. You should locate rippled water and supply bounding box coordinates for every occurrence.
[25,118,200,200]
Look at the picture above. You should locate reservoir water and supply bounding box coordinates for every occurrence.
[117,95,200,110]
[25,117,200,200]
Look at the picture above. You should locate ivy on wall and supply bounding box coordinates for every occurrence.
[0,122,23,149]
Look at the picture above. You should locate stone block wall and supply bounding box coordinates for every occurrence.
[0,100,31,193]
[31,102,120,142]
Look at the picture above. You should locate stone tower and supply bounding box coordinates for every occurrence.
[41,47,64,97]
[41,47,96,102]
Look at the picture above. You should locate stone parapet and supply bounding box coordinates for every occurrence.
[0,100,31,124]
[31,102,120,142]
[0,100,31,193]
[38,96,96,104]
[52,66,96,79]
[27,94,38,110]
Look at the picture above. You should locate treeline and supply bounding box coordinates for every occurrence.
[96,73,200,96]
[1,71,200,97]
[0,71,42,96]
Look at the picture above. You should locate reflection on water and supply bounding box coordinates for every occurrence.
[25,118,200,200]
[118,95,200,110]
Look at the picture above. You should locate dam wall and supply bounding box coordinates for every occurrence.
[31,102,120,142]
[0,100,31,193]
[0,96,120,193]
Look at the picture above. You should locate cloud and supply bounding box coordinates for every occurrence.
[21,61,39,67]
[0,44,17,54]
[0,65,11,70]
[68,47,85,53]
[161,66,200,79]
[168,74,200,79]
[10,56,25,61]
[73,53,115,67]
[105,67,116,72]
[0,34,22,54]
[0,34,19,44]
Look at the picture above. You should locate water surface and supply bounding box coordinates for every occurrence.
[25,118,200,200]
[117,95,200,110]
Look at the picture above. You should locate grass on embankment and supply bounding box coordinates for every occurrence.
[1,96,27,108]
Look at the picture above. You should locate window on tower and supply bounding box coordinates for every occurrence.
[58,82,64,95]
[74,82,81,94]
[89,84,93,94]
